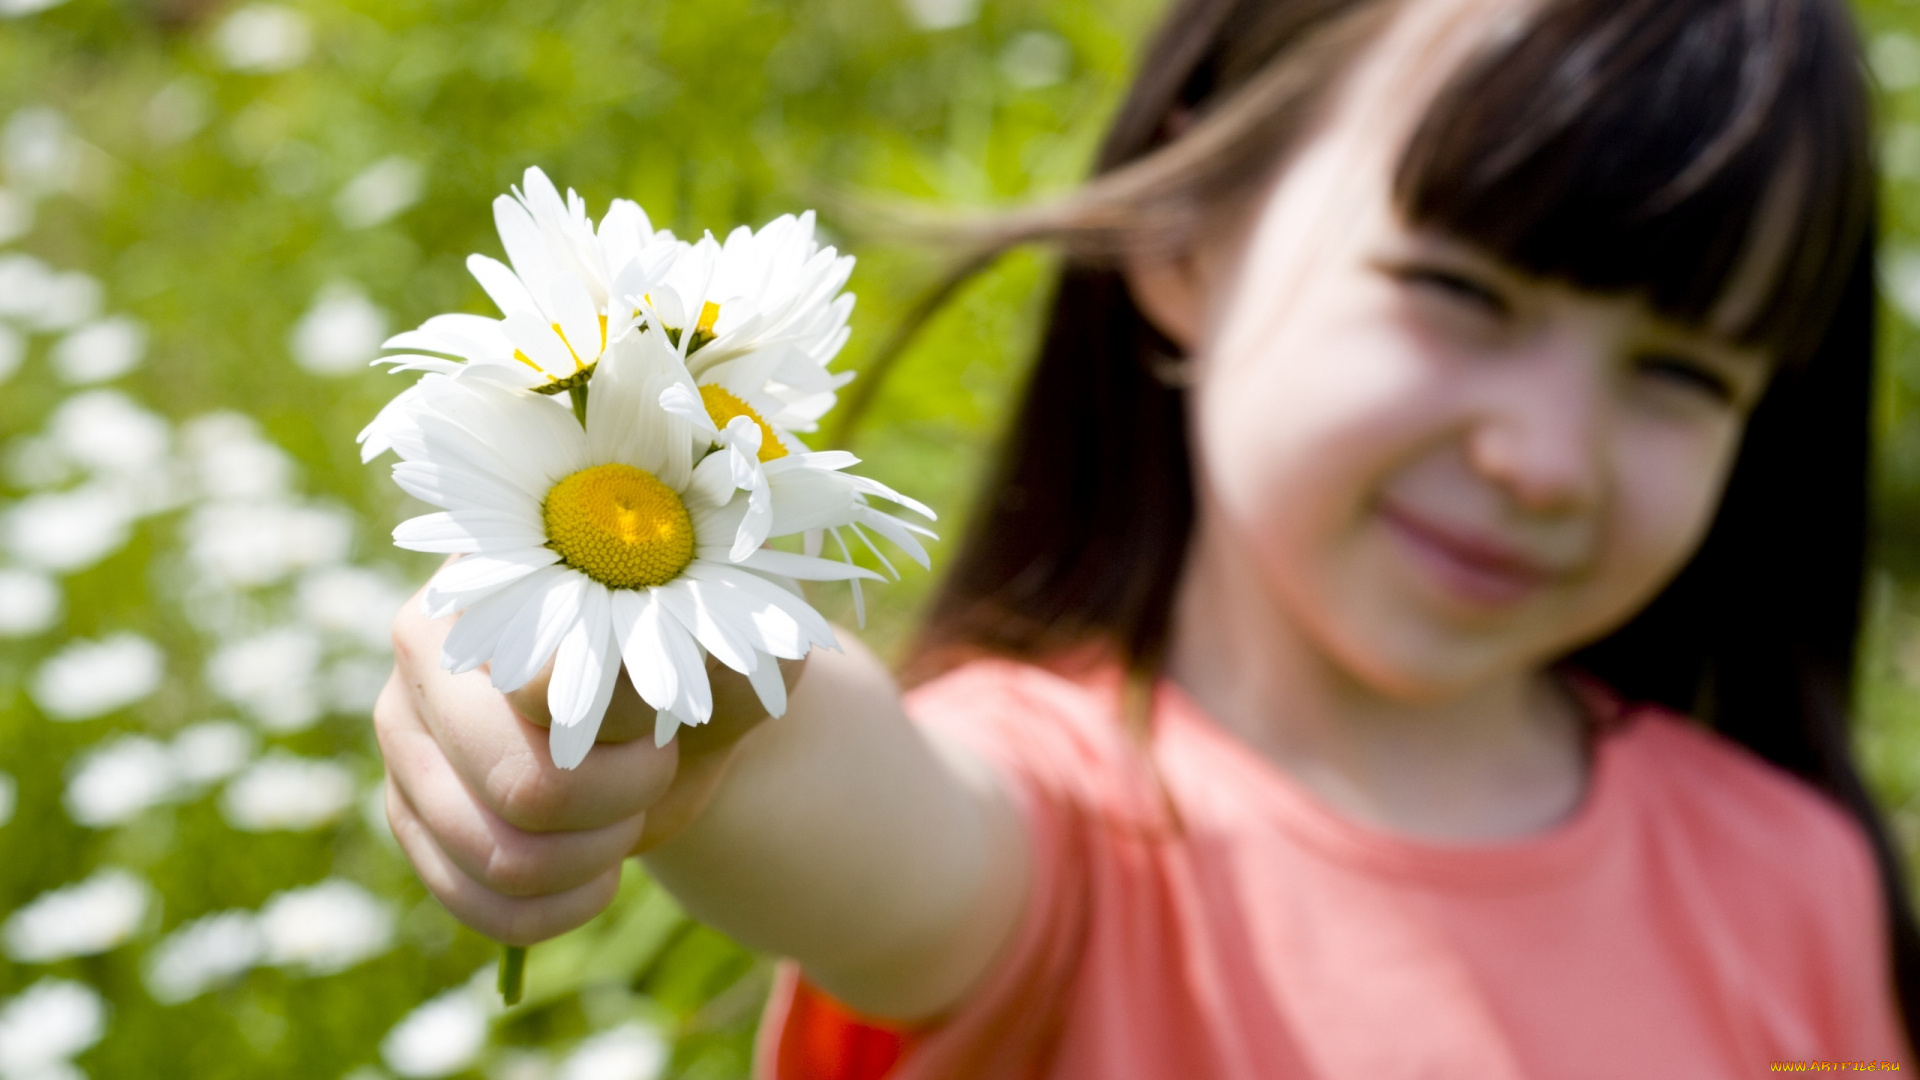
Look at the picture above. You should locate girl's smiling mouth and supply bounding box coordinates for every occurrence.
[1377,500,1565,609]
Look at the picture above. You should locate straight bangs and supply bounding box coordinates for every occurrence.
[1395,0,1873,364]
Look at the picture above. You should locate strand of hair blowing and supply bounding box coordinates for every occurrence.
[852,0,1920,1052]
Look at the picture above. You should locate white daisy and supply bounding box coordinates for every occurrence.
[387,326,877,763]
[640,210,857,433]
[358,167,680,461]
[657,351,935,613]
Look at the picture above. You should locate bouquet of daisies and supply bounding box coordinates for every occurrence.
[359,167,933,769]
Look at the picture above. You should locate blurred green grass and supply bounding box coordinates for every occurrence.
[5,0,1920,1077]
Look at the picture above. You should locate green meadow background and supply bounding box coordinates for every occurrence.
[2,0,1920,1077]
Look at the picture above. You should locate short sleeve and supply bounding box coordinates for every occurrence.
[756,658,1155,1080]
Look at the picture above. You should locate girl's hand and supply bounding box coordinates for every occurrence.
[373,579,797,946]
[376,578,1028,1022]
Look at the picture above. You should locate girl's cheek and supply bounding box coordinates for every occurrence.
[1193,320,1456,575]
[1596,416,1741,608]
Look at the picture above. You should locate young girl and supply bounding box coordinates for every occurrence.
[373,0,1919,1072]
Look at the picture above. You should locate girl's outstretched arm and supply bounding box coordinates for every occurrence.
[374,581,1031,1021]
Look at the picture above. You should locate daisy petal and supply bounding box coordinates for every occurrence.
[654,708,686,748]
[732,470,772,563]
[688,563,838,653]
[659,382,720,439]
[392,461,543,519]
[494,195,558,319]
[441,566,567,673]
[500,312,576,378]
[746,649,787,717]
[655,578,757,675]
[468,254,539,318]
[649,599,711,724]
[547,273,603,372]
[611,589,678,713]
[393,509,547,554]
[721,547,884,582]
[424,548,559,617]
[490,570,588,692]
[547,585,620,769]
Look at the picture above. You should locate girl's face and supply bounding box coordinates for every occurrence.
[1168,0,1776,701]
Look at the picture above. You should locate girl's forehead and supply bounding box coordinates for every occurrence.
[1301,0,1864,364]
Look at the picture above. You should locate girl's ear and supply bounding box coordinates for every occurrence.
[1122,250,1208,355]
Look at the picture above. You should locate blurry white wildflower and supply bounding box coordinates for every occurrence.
[1001,31,1070,89]
[51,317,145,384]
[0,0,71,14]
[0,108,78,195]
[0,772,15,828]
[183,499,352,589]
[336,156,424,230]
[169,721,254,788]
[0,980,105,1080]
[297,565,408,651]
[380,986,493,1078]
[29,633,163,721]
[257,879,394,975]
[144,911,263,1004]
[206,626,323,731]
[0,254,50,320]
[0,568,61,637]
[214,4,311,73]
[557,1023,669,1080]
[4,485,133,572]
[178,412,294,502]
[0,188,28,246]
[143,80,208,147]
[3,870,149,962]
[0,255,98,332]
[290,283,388,374]
[386,333,862,761]
[46,390,170,478]
[220,752,354,831]
[64,736,176,828]
[900,0,979,30]
[0,323,21,385]
[32,272,99,333]
[4,434,73,490]
[1874,32,1920,91]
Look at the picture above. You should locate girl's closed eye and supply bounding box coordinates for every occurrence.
[1632,352,1738,406]
[1400,264,1512,319]
[1378,257,1517,343]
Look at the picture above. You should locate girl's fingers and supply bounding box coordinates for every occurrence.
[506,661,659,744]
[386,591,678,832]
[385,778,623,947]
[378,703,647,898]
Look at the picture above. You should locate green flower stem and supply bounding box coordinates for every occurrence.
[570,383,589,425]
[499,944,527,1006]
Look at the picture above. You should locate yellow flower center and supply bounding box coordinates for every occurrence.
[699,385,787,462]
[543,463,695,589]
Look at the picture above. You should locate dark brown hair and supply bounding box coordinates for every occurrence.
[861,0,1915,1039]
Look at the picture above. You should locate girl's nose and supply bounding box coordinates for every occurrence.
[1463,342,1606,516]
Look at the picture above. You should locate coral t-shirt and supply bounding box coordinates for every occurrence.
[757,658,1910,1079]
